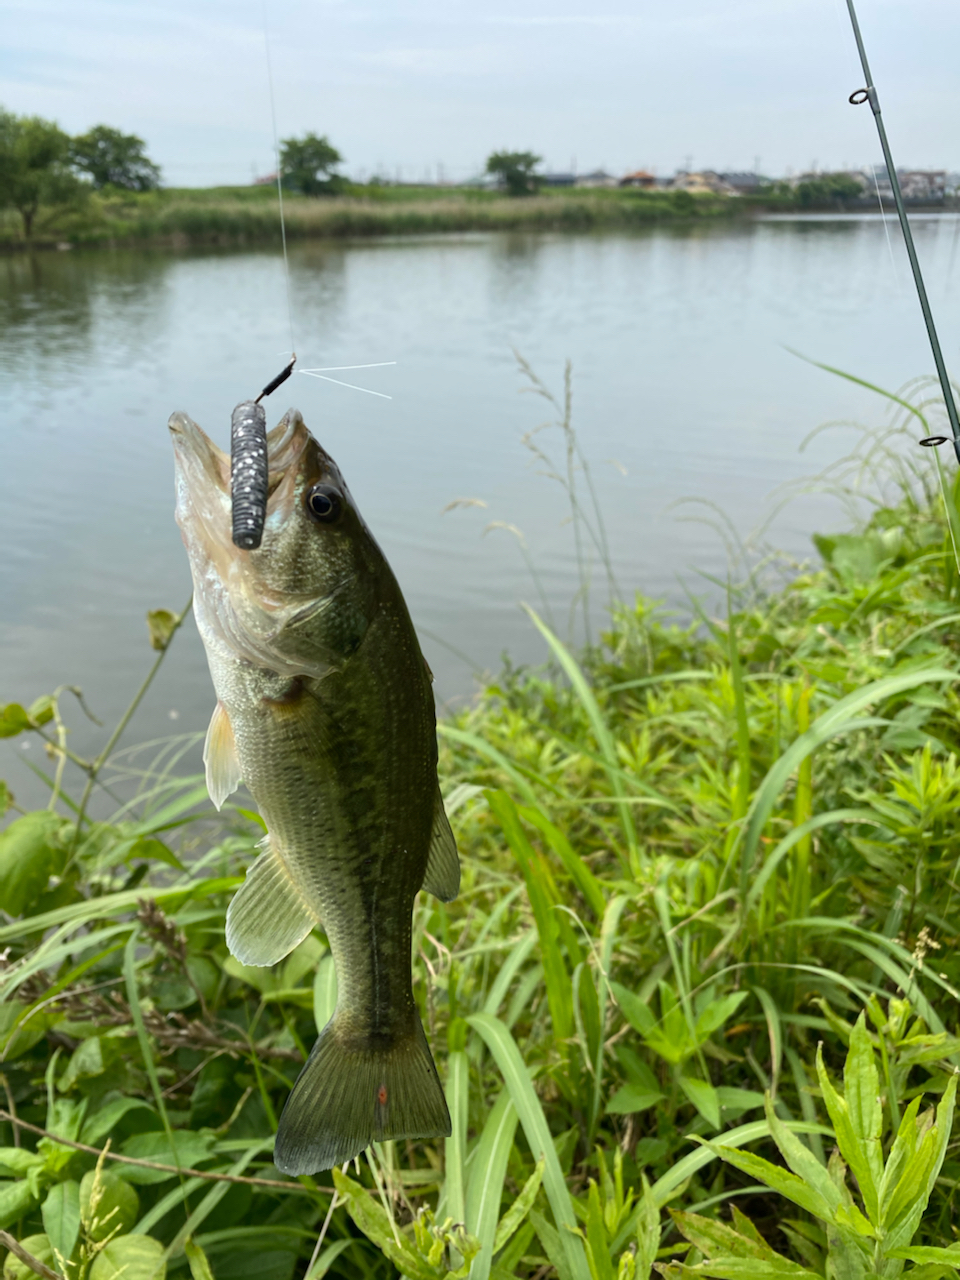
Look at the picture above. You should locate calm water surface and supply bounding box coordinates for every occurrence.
[3,214,960,800]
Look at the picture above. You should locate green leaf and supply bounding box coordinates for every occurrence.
[486,790,574,1043]
[703,1141,834,1224]
[26,696,55,728]
[694,993,749,1044]
[679,1076,721,1129]
[814,1039,879,1224]
[0,1234,55,1280]
[333,1167,433,1280]
[146,609,178,651]
[42,1178,81,1264]
[467,1012,592,1280]
[59,1035,106,1092]
[606,1085,665,1115]
[530,1209,576,1280]
[585,1179,615,1280]
[0,1148,45,1176]
[80,1098,156,1148]
[635,1176,660,1280]
[0,810,65,916]
[763,1093,841,1216]
[0,1177,41,1230]
[464,1091,519,1280]
[119,1131,216,1184]
[610,983,656,1038]
[184,1237,216,1280]
[887,1246,960,1264]
[670,1209,786,1262]
[312,955,338,1033]
[80,1169,140,1241]
[444,1047,468,1229]
[492,1157,544,1256]
[843,1016,883,1195]
[89,1233,167,1280]
[0,703,32,738]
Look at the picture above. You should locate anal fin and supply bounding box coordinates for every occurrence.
[420,788,460,902]
[204,701,242,810]
[226,836,320,967]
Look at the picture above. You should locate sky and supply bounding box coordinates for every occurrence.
[2,0,959,187]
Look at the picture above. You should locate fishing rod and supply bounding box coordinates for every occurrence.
[844,0,960,463]
[230,354,296,550]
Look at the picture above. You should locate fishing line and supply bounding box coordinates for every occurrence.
[870,165,900,284]
[844,0,960,463]
[262,1,296,357]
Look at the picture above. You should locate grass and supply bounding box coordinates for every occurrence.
[0,184,737,250]
[3,369,960,1279]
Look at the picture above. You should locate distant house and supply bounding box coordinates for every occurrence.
[541,172,577,187]
[668,171,734,195]
[619,170,657,189]
[899,170,946,200]
[254,171,279,186]
[575,170,618,189]
[718,172,768,195]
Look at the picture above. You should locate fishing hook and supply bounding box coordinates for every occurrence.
[231,354,296,550]
[845,0,960,463]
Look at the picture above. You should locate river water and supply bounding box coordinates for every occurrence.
[3,214,960,801]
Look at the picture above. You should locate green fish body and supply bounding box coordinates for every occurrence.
[169,407,458,1174]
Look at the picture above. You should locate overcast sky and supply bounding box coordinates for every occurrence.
[3,0,958,187]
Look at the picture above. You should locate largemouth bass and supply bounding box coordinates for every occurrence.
[169,406,459,1174]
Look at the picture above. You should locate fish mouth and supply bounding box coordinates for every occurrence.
[169,408,318,551]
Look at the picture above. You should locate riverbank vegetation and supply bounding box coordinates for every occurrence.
[3,376,960,1280]
[0,181,736,250]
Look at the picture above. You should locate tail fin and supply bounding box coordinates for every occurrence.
[273,1012,451,1175]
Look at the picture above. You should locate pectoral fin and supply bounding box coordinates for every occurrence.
[226,836,321,967]
[204,701,242,810]
[420,789,460,902]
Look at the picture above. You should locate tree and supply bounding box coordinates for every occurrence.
[279,133,343,196]
[0,109,86,238]
[71,125,161,190]
[485,150,542,197]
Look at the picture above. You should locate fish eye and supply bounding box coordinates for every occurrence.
[306,484,342,524]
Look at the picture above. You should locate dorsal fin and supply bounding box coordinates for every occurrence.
[421,789,460,902]
[204,701,242,810]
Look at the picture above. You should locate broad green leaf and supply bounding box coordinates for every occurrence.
[90,1233,167,1280]
[333,1168,433,1280]
[843,1016,883,1195]
[0,1177,41,1229]
[883,1072,957,1254]
[606,1085,665,1116]
[80,1169,140,1241]
[1,1234,55,1280]
[679,1076,721,1129]
[464,1090,518,1280]
[80,1098,156,1148]
[694,993,749,1044]
[703,1141,834,1223]
[42,1178,81,1263]
[0,810,64,916]
[0,1148,45,1176]
[146,609,178,651]
[671,1210,785,1262]
[59,1035,106,1092]
[763,1094,841,1216]
[610,983,656,1038]
[184,1237,216,1280]
[119,1131,216,1184]
[814,1041,878,1224]
[0,703,31,738]
[467,1013,591,1280]
[887,1246,960,1264]
[529,1209,575,1280]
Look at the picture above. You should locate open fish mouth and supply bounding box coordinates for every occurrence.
[169,408,324,559]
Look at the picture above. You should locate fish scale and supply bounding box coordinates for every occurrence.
[169,405,460,1173]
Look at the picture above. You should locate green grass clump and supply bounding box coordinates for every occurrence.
[3,378,960,1279]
